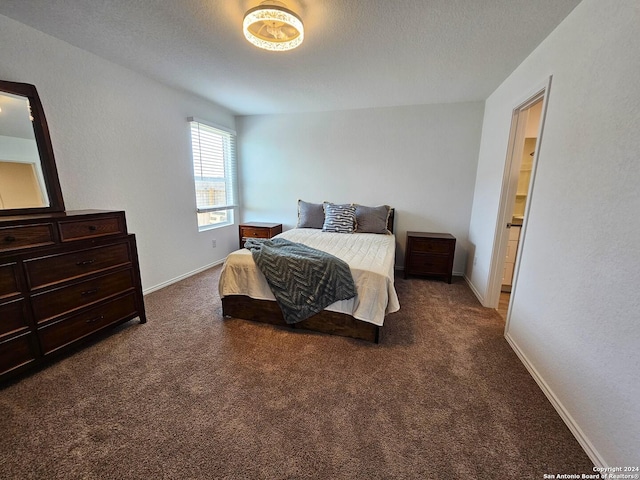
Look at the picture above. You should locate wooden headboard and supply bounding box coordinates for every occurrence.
[388,208,395,234]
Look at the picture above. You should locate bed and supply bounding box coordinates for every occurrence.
[219,204,399,343]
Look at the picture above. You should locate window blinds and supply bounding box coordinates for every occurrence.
[189,118,238,214]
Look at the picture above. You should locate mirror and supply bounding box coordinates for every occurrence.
[0,80,64,215]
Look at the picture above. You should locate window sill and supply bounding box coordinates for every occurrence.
[198,222,234,232]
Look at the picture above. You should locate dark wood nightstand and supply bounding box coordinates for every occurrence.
[238,222,283,249]
[404,232,456,283]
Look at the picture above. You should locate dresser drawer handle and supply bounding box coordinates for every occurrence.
[88,225,97,231]
[3,235,16,243]
[81,288,99,296]
[76,259,95,266]
[86,315,104,324]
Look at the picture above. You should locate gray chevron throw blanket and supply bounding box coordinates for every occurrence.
[244,237,357,324]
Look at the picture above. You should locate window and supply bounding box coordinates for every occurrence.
[188,118,238,230]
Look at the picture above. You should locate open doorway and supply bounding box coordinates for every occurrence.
[497,100,542,318]
[490,79,551,322]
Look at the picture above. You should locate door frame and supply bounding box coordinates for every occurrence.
[487,76,552,327]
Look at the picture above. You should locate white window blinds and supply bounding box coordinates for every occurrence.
[188,118,238,229]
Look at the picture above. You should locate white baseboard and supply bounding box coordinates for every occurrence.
[504,331,607,468]
[395,267,466,278]
[463,274,486,306]
[142,259,225,295]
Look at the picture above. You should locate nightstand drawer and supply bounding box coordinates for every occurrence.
[241,227,271,239]
[410,238,453,254]
[406,254,451,275]
[0,224,55,252]
[59,215,125,242]
[239,223,283,249]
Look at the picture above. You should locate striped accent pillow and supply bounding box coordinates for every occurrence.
[322,203,356,233]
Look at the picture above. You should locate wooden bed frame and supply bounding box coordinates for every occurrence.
[222,208,395,343]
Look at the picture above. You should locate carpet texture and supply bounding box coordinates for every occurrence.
[0,266,594,479]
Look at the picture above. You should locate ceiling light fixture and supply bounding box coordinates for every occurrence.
[243,1,304,52]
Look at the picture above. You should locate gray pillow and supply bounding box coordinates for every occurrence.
[322,203,356,233]
[297,200,325,229]
[355,205,391,234]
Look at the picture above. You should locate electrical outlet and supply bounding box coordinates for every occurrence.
[211,239,216,248]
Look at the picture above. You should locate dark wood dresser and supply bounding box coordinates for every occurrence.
[238,222,283,249]
[404,232,456,283]
[0,210,146,383]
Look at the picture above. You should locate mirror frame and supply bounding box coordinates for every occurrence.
[0,80,65,216]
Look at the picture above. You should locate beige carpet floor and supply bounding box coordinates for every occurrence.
[0,265,594,479]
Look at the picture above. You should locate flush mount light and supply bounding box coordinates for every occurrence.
[243,1,304,52]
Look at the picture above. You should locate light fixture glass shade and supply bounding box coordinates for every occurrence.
[243,3,304,52]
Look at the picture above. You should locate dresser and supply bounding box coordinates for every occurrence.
[404,232,456,283]
[238,222,283,249]
[0,210,146,383]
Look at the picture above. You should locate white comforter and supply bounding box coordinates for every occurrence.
[218,228,400,326]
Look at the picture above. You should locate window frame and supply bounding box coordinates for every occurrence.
[188,117,238,232]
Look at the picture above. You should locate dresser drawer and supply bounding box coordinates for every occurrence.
[0,331,37,376]
[409,237,453,254]
[58,215,125,242]
[0,224,55,252]
[0,298,30,338]
[25,242,131,289]
[31,269,135,323]
[0,263,20,299]
[38,293,138,355]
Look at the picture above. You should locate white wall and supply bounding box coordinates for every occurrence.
[0,14,238,292]
[466,0,640,466]
[237,103,484,273]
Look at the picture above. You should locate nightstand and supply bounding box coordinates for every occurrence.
[404,232,456,283]
[238,222,283,249]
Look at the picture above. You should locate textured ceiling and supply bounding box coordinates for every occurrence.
[0,0,582,115]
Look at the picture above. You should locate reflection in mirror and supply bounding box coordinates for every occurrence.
[0,91,50,209]
[0,80,64,215]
